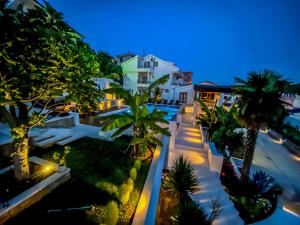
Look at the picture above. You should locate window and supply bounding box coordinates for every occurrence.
[119,57,123,63]
[154,61,158,67]
[144,61,150,68]
[179,92,188,103]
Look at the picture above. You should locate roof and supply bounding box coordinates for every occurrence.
[116,52,136,58]
[194,84,232,93]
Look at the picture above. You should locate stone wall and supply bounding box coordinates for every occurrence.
[43,116,74,128]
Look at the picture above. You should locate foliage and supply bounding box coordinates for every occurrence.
[103,201,119,225]
[250,171,282,196]
[97,51,123,83]
[100,77,171,157]
[172,201,210,225]
[110,168,125,185]
[126,178,134,194]
[0,0,101,179]
[119,183,131,205]
[134,159,142,170]
[165,155,199,202]
[52,146,71,165]
[234,70,291,181]
[130,167,137,180]
[281,123,300,146]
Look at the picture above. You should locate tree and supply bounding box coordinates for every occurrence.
[234,70,290,182]
[165,154,199,203]
[0,1,101,180]
[100,85,170,157]
[97,51,123,83]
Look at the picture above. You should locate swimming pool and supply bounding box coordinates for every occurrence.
[118,104,179,121]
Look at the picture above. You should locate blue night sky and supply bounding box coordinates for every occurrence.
[48,0,300,84]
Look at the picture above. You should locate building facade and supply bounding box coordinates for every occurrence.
[121,54,194,105]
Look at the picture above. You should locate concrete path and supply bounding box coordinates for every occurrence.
[252,132,300,216]
[169,113,244,225]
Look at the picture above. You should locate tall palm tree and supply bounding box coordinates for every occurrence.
[234,70,290,182]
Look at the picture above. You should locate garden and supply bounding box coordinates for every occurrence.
[3,136,151,225]
[196,71,294,223]
[155,155,220,225]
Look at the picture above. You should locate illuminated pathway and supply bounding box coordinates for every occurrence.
[168,112,244,225]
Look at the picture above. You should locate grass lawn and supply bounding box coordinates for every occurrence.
[4,137,151,225]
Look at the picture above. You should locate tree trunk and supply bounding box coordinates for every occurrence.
[13,136,30,180]
[240,128,258,183]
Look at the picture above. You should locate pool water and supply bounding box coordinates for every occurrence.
[118,104,179,121]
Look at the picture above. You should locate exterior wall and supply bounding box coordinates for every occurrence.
[122,54,192,102]
[172,85,195,105]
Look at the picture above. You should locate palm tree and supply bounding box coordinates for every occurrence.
[165,154,199,203]
[234,70,290,182]
[100,79,171,156]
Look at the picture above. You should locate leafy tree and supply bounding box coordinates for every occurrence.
[234,70,291,182]
[165,154,199,203]
[0,1,100,180]
[148,74,169,104]
[97,51,123,83]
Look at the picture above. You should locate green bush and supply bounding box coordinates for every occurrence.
[111,168,125,185]
[127,178,134,193]
[95,180,119,198]
[103,201,119,225]
[134,159,142,171]
[119,183,130,205]
[130,167,137,180]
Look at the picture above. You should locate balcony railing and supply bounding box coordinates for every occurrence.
[138,78,149,84]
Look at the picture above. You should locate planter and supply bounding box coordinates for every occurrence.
[0,156,70,224]
[205,142,223,174]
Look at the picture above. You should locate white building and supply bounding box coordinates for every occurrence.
[121,54,194,105]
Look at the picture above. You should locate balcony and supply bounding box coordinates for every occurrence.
[138,78,149,84]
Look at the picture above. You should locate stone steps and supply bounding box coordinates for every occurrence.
[34,134,72,148]
[56,132,85,146]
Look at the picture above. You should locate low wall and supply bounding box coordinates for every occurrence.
[268,129,283,143]
[132,136,170,225]
[0,156,71,224]
[205,142,224,174]
[283,139,300,156]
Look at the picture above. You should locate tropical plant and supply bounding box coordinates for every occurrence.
[0,1,101,180]
[148,74,169,104]
[171,201,210,225]
[234,70,291,182]
[196,100,218,140]
[250,171,282,196]
[100,76,171,157]
[165,154,199,202]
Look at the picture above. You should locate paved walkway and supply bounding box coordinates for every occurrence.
[168,112,244,225]
[252,132,300,216]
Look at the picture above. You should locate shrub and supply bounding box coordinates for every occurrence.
[172,200,210,225]
[119,183,131,205]
[130,167,137,180]
[127,178,134,193]
[111,168,125,185]
[134,159,142,171]
[95,180,119,198]
[103,201,119,225]
[165,154,199,202]
[250,171,282,196]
